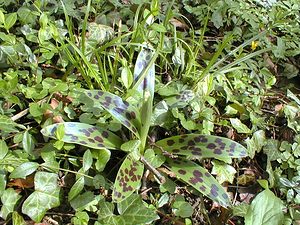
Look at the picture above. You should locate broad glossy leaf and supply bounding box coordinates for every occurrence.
[133,46,155,99]
[82,91,141,136]
[22,172,60,222]
[41,122,122,150]
[9,162,39,179]
[154,134,247,162]
[244,188,284,225]
[166,158,231,207]
[112,154,144,203]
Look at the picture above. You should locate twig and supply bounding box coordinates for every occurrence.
[140,155,166,184]
[10,97,49,121]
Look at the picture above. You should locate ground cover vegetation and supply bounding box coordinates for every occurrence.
[0,0,299,224]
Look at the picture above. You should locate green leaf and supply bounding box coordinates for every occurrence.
[112,154,144,203]
[22,172,60,222]
[0,10,5,24]
[92,149,111,172]
[246,130,266,159]
[41,122,122,150]
[5,13,17,31]
[173,201,193,218]
[98,194,158,225]
[0,114,25,133]
[12,211,26,225]
[166,158,231,207]
[82,91,141,137]
[86,22,114,47]
[22,130,35,155]
[83,149,93,172]
[0,140,8,159]
[55,124,65,140]
[211,160,237,184]
[154,134,247,162]
[9,162,39,179]
[0,188,21,219]
[0,172,6,196]
[70,191,98,211]
[230,118,251,134]
[68,176,85,201]
[244,189,284,225]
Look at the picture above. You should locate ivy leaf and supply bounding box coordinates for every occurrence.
[230,118,251,134]
[9,162,39,179]
[41,122,122,150]
[98,194,158,225]
[166,158,231,207]
[82,91,141,137]
[22,172,60,222]
[244,188,284,225]
[0,188,21,219]
[211,160,237,184]
[154,134,247,163]
[112,154,144,203]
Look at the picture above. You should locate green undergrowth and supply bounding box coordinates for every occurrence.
[0,0,300,224]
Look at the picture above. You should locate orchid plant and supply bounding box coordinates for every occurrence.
[41,45,248,207]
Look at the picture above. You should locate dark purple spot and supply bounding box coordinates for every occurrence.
[123,101,129,107]
[210,184,219,198]
[88,138,95,143]
[87,92,92,97]
[207,143,216,149]
[88,128,95,133]
[105,96,112,103]
[97,143,104,147]
[80,141,87,144]
[180,146,188,150]
[71,135,78,141]
[132,127,137,133]
[189,177,203,185]
[199,186,206,191]
[172,149,180,153]
[192,151,202,156]
[214,149,222,155]
[205,172,210,177]
[124,120,130,127]
[125,112,132,120]
[80,129,90,137]
[102,102,110,108]
[130,111,136,119]
[102,131,109,138]
[167,140,175,146]
[188,140,195,146]
[193,170,203,177]
[178,169,186,175]
[145,54,151,61]
[222,193,229,199]
[215,138,223,144]
[94,136,103,142]
[98,91,103,96]
[179,138,185,143]
[115,107,125,114]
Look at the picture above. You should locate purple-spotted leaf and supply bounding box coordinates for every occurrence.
[165,90,195,108]
[133,46,155,99]
[166,158,231,207]
[112,154,144,203]
[83,90,141,137]
[41,122,122,150]
[154,134,247,162]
